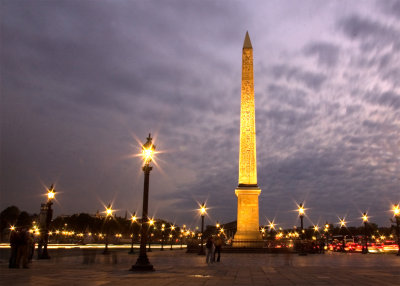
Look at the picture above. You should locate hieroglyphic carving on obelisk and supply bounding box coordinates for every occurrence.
[233,31,263,247]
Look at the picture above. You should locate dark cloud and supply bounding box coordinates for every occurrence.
[265,84,308,108]
[263,108,315,128]
[366,91,400,110]
[303,42,340,67]
[270,64,326,91]
[338,14,400,51]
[379,0,400,18]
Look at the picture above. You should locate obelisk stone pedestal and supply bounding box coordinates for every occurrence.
[233,187,263,247]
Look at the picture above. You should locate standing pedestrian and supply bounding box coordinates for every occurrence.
[205,237,213,264]
[214,236,223,262]
[16,228,29,269]
[9,228,19,268]
[28,233,35,263]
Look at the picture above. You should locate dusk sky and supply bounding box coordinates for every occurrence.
[1,0,400,229]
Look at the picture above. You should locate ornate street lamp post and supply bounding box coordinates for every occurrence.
[198,203,206,255]
[131,134,156,271]
[392,204,400,256]
[362,212,369,254]
[103,203,113,255]
[298,203,307,256]
[39,184,55,259]
[129,213,137,254]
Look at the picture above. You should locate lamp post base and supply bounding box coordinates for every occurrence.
[131,255,154,271]
[39,246,50,259]
[38,254,50,259]
[130,263,154,271]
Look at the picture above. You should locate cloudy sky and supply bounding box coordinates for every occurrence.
[1,0,400,229]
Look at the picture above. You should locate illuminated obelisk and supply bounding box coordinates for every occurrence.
[233,31,263,247]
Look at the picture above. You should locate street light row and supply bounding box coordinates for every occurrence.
[29,134,400,266]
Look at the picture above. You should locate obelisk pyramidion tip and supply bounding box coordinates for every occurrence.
[243,31,252,49]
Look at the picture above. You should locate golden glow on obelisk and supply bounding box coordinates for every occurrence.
[233,31,262,247]
[239,31,257,186]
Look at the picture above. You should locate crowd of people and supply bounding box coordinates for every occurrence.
[9,228,35,269]
[205,236,223,264]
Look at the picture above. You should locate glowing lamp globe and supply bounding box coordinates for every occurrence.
[298,203,305,216]
[200,203,206,216]
[47,184,56,201]
[142,134,156,165]
[393,204,400,216]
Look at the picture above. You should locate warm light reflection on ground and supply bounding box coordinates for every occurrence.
[0,243,185,249]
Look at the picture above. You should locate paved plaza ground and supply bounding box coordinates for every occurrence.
[0,248,399,285]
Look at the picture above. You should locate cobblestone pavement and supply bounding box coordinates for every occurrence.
[1,249,399,285]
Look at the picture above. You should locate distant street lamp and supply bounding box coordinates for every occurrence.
[362,212,369,254]
[169,234,173,250]
[161,224,165,251]
[269,221,276,231]
[298,203,307,256]
[269,220,276,240]
[38,184,55,259]
[313,225,319,246]
[339,218,346,252]
[170,225,175,250]
[198,203,207,255]
[324,221,329,252]
[131,134,156,272]
[180,228,184,249]
[261,227,266,238]
[129,213,137,254]
[148,219,154,252]
[392,204,400,256]
[103,203,113,255]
